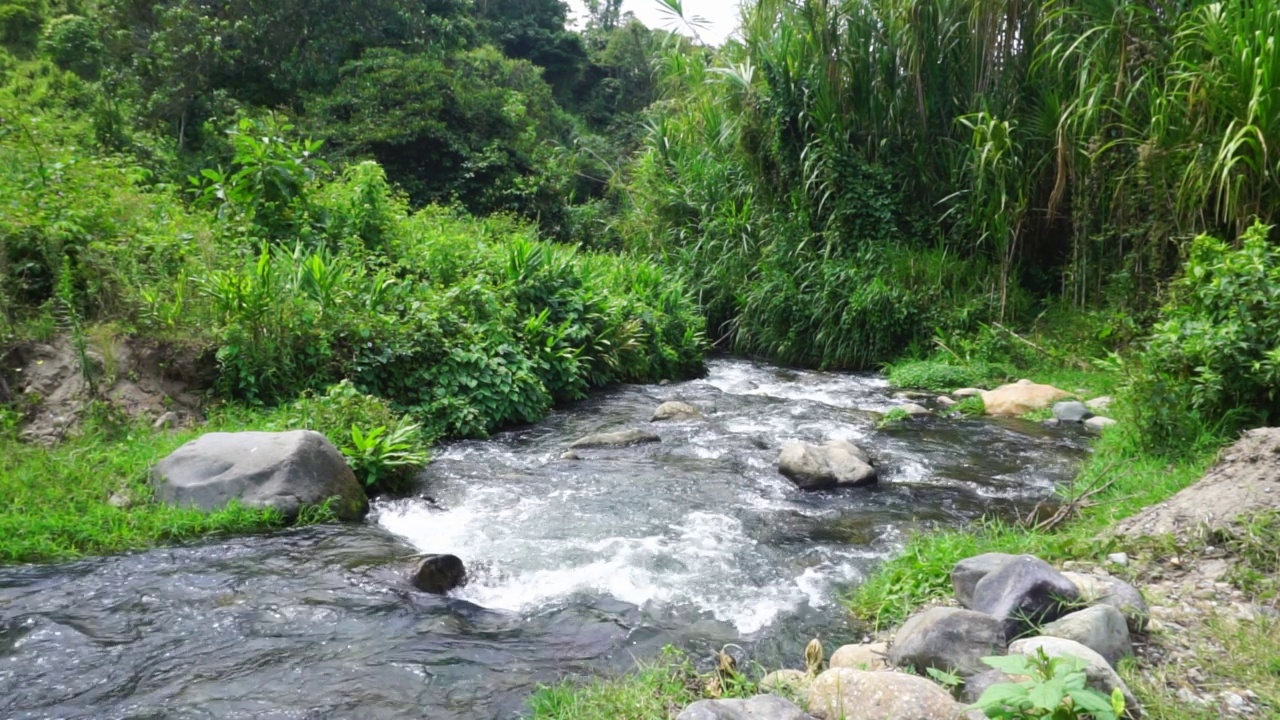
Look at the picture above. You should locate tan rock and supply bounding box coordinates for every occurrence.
[981,382,1073,416]
[651,401,703,422]
[807,668,963,720]
[759,668,813,698]
[828,642,889,671]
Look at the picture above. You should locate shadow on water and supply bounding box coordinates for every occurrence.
[0,359,1088,719]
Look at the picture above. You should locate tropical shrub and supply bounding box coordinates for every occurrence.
[1124,222,1280,452]
[275,380,428,493]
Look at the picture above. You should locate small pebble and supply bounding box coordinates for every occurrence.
[1107,552,1129,566]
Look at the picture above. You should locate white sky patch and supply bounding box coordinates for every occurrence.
[565,0,745,46]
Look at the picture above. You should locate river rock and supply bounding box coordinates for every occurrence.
[961,668,1017,705]
[829,642,889,671]
[953,388,983,398]
[1052,401,1093,423]
[151,430,368,520]
[652,401,704,422]
[568,429,661,449]
[807,668,963,720]
[1061,572,1149,632]
[970,555,1080,640]
[1086,396,1114,413]
[778,440,876,490]
[936,396,958,409]
[759,669,813,697]
[890,607,1006,676]
[411,554,467,594]
[951,553,1017,608]
[898,403,931,416]
[1085,416,1118,433]
[1008,636,1140,717]
[1040,605,1132,665]
[981,381,1073,416]
[676,694,816,720]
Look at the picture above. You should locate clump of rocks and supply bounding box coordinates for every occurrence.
[677,553,1147,720]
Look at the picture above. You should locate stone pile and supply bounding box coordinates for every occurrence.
[678,553,1147,720]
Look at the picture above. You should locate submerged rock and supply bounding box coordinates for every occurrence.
[981,381,1073,416]
[970,555,1080,640]
[411,554,467,594]
[151,430,368,520]
[568,429,661,449]
[807,668,962,720]
[778,439,877,490]
[890,607,1007,676]
[897,403,932,416]
[652,401,704,422]
[676,694,816,720]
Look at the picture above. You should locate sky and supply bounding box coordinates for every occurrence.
[565,0,745,45]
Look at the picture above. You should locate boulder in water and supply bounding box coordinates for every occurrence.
[1052,401,1093,423]
[652,401,704,422]
[412,554,467,594]
[981,381,1073,416]
[569,429,661,449]
[151,430,368,520]
[778,439,876,490]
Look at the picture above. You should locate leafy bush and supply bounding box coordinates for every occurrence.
[273,380,428,493]
[970,651,1125,720]
[1124,222,1280,452]
[889,360,1011,393]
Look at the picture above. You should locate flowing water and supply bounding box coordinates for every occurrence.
[0,359,1089,719]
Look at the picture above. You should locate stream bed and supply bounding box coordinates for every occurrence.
[0,359,1088,719]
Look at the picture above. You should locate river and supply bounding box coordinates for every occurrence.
[0,359,1087,719]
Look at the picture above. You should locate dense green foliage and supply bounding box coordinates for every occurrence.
[1124,222,1280,451]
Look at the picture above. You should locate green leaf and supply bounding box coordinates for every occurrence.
[1027,678,1066,710]
[971,682,1030,710]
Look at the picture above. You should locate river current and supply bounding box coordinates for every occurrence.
[0,359,1087,719]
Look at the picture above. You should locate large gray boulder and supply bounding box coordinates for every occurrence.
[569,429,660,449]
[1009,636,1140,717]
[807,668,963,720]
[652,401,704,422]
[889,607,1006,676]
[1052,401,1093,423]
[1061,571,1150,632]
[778,440,876,490]
[970,555,1080,640]
[152,430,367,520]
[1040,605,1133,666]
[676,694,816,720]
[411,554,467,594]
[951,553,1017,608]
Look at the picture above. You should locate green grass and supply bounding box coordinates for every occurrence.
[887,359,1013,392]
[0,407,314,564]
[527,648,756,720]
